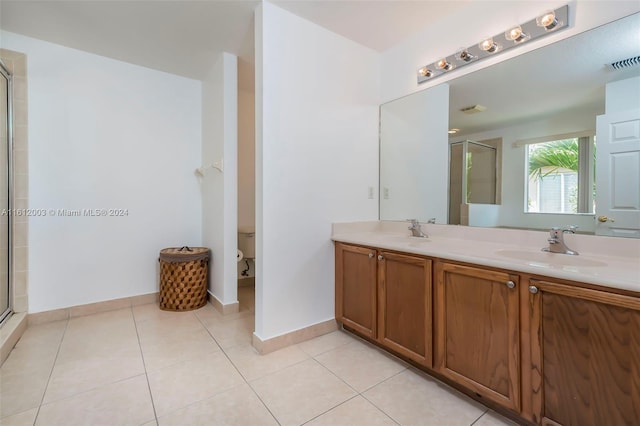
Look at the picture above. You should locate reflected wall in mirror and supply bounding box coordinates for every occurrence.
[379,84,449,223]
[379,12,640,237]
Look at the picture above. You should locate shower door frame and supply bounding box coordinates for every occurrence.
[0,59,13,325]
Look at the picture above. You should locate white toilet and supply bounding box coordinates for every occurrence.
[237,226,255,259]
[238,226,255,283]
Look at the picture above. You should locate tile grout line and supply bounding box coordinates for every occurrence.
[304,354,404,426]
[298,394,361,425]
[131,305,160,425]
[32,317,70,426]
[356,367,407,426]
[470,409,491,426]
[193,306,282,426]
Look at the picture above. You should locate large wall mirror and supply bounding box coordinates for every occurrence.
[380,12,640,238]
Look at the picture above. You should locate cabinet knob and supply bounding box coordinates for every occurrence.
[529,285,539,294]
[378,255,384,261]
[506,280,515,289]
[368,253,374,259]
[597,215,615,223]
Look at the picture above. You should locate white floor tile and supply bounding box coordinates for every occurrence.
[364,369,486,426]
[3,288,516,426]
[250,358,357,426]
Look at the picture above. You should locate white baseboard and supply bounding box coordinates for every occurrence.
[252,319,338,354]
[27,292,159,326]
[207,291,240,315]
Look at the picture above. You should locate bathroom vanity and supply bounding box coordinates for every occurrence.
[332,222,640,426]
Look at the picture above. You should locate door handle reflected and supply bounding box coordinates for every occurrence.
[597,215,615,223]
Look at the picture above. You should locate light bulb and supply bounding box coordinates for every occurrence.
[537,11,558,30]
[456,50,475,62]
[505,26,528,43]
[418,67,433,78]
[436,59,453,71]
[479,38,499,53]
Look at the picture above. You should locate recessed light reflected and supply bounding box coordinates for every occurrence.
[448,128,460,134]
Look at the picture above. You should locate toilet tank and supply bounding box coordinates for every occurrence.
[238,226,255,259]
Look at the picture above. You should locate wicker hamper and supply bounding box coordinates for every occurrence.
[159,246,209,311]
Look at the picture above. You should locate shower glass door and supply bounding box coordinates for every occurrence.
[0,62,10,324]
[449,140,497,224]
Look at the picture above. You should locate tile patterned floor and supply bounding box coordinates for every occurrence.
[0,286,518,425]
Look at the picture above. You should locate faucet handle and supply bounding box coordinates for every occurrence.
[406,219,419,228]
[427,218,436,224]
[564,225,578,233]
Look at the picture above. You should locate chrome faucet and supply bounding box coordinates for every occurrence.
[407,219,428,238]
[542,226,579,255]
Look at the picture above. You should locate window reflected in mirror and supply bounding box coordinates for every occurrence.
[526,136,595,214]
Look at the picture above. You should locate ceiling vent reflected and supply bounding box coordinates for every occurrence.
[609,56,640,70]
[460,104,487,114]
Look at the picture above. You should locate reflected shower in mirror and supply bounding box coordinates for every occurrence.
[449,140,499,225]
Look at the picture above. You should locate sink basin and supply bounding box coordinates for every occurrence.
[494,249,607,268]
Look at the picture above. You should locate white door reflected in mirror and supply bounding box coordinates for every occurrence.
[595,109,640,238]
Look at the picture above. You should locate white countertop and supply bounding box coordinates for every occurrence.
[332,221,640,294]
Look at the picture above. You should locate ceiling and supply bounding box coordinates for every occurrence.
[0,0,472,81]
[271,0,472,52]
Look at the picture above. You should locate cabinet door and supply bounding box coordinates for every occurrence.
[378,251,432,366]
[529,279,640,426]
[335,243,377,339]
[435,262,520,412]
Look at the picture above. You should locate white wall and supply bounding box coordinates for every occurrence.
[380,0,640,103]
[2,32,202,313]
[201,52,238,307]
[379,84,449,223]
[255,3,380,340]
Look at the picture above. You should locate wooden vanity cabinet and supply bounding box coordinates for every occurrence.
[434,262,521,413]
[378,251,432,366]
[335,243,432,366]
[336,241,640,425]
[528,279,640,426]
[335,243,378,339]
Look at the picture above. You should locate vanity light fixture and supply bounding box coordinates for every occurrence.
[448,128,460,134]
[417,4,568,84]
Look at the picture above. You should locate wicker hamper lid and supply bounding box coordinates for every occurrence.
[159,246,209,263]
